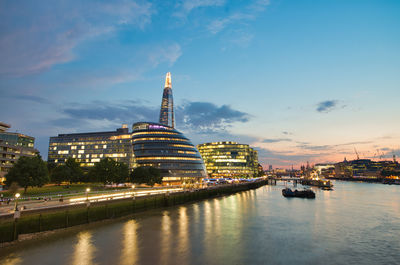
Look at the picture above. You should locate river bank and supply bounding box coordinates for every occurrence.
[0,180,267,245]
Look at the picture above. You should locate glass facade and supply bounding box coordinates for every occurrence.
[0,122,37,182]
[48,126,133,169]
[197,141,259,178]
[132,122,207,184]
[159,72,174,128]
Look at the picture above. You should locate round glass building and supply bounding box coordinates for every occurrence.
[132,122,207,185]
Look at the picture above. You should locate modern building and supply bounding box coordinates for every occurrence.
[314,163,335,177]
[197,141,259,178]
[334,158,399,178]
[0,122,38,183]
[132,122,207,184]
[48,125,133,169]
[159,72,174,128]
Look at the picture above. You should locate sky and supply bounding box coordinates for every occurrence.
[1,0,400,169]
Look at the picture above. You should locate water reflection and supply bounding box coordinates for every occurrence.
[178,207,189,263]
[120,220,138,265]
[72,232,96,265]
[1,255,21,265]
[213,198,221,237]
[1,182,399,265]
[160,211,171,264]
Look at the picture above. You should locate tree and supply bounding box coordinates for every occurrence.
[65,158,83,183]
[5,155,49,193]
[51,165,71,185]
[130,166,162,187]
[88,158,129,184]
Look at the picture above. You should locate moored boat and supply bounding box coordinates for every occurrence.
[282,188,315,198]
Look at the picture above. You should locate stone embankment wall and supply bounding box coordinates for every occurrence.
[0,180,267,244]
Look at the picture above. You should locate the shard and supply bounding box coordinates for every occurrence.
[159,72,174,128]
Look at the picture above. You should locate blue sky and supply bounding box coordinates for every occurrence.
[1,0,400,168]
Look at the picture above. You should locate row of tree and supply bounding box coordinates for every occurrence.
[5,155,162,193]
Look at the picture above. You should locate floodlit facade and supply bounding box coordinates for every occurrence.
[197,141,259,178]
[159,72,174,128]
[132,122,207,184]
[48,125,133,169]
[0,122,38,182]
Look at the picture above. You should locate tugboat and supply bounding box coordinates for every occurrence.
[282,188,315,198]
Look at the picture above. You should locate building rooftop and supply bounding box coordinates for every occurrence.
[0,122,11,132]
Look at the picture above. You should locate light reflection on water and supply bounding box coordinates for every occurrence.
[72,232,96,265]
[120,220,138,265]
[0,181,399,265]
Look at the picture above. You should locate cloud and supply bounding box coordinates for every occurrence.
[2,93,50,104]
[51,100,250,134]
[53,100,158,127]
[0,0,154,77]
[316,100,339,113]
[262,138,292,143]
[177,101,251,132]
[207,0,270,34]
[257,147,319,167]
[297,140,373,152]
[148,43,182,67]
[174,0,226,18]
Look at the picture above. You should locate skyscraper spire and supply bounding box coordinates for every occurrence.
[165,72,172,88]
[159,72,174,128]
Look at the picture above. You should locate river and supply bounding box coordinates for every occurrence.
[0,181,399,265]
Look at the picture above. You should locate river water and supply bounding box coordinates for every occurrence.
[0,181,399,265]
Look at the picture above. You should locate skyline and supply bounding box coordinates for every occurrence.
[1,0,400,168]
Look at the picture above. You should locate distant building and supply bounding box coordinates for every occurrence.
[0,122,38,182]
[314,163,335,176]
[132,122,207,184]
[197,141,258,178]
[48,125,133,169]
[268,165,273,171]
[334,158,399,178]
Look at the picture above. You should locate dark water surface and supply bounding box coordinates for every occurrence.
[0,181,399,265]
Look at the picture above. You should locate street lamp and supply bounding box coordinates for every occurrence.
[14,193,20,211]
[86,188,90,201]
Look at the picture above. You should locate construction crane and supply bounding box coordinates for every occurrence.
[354,147,360,160]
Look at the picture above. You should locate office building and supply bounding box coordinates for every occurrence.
[132,122,207,184]
[197,141,259,178]
[0,122,38,182]
[48,125,133,169]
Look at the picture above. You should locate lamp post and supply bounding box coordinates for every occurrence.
[131,185,135,198]
[14,193,20,211]
[86,188,90,202]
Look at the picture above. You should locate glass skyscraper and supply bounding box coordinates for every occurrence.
[159,72,174,128]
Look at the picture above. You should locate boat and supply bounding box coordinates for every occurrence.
[301,178,333,188]
[282,188,315,198]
